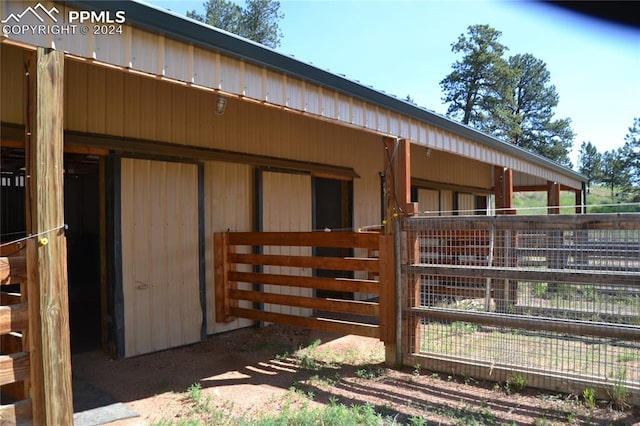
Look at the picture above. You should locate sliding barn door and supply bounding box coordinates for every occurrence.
[120,158,202,357]
[261,171,312,317]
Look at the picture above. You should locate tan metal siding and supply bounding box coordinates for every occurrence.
[441,190,453,214]
[411,145,493,190]
[262,171,313,317]
[0,3,582,189]
[0,44,25,125]
[457,193,476,213]
[204,161,254,334]
[417,188,440,215]
[120,158,201,357]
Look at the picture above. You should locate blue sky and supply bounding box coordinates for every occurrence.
[146,0,639,167]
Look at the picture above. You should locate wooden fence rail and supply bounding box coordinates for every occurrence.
[214,231,395,342]
[0,248,32,425]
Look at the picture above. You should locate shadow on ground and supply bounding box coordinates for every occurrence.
[72,325,640,425]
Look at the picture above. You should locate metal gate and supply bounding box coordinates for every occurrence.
[400,213,640,404]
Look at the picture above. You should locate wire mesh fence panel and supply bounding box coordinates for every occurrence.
[401,213,640,401]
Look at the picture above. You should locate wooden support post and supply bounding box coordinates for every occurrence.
[493,167,517,311]
[214,232,234,323]
[547,181,562,293]
[377,235,396,345]
[574,189,583,214]
[493,166,515,214]
[547,181,561,214]
[403,232,421,355]
[381,137,419,365]
[26,47,73,425]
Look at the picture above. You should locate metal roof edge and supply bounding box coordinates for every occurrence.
[61,0,586,184]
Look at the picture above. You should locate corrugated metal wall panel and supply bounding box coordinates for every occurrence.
[123,73,142,139]
[55,59,584,190]
[440,190,453,213]
[321,90,336,118]
[164,37,192,82]
[457,193,475,213]
[104,69,125,136]
[0,6,582,190]
[304,83,321,115]
[131,27,162,75]
[244,62,263,99]
[65,59,87,131]
[337,94,350,122]
[86,65,107,134]
[265,70,285,105]
[219,55,242,94]
[204,161,254,334]
[285,78,304,110]
[262,171,313,317]
[0,45,24,125]
[120,158,201,357]
[411,146,493,191]
[193,47,217,88]
[352,99,364,127]
[94,28,129,68]
[417,188,440,215]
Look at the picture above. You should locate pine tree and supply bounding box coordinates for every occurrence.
[187,0,284,48]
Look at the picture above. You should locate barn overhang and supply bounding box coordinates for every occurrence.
[0,0,585,192]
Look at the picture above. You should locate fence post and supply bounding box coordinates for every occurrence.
[214,232,232,322]
[27,47,73,424]
[378,235,396,347]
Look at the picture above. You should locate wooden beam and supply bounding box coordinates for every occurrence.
[0,257,27,285]
[24,49,44,426]
[574,189,583,214]
[28,47,73,425]
[397,139,417,215]
[0,353,30,386]
[0,399,32,425]
[494,166,515,214]
[0,304,29,335]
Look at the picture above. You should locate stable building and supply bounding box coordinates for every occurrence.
[0,0,586,422]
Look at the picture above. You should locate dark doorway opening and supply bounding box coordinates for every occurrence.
[312,177,353,299]
[65,154,102,354]
[0,149,104,354]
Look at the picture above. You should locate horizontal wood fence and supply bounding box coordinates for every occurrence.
[0,241,32,425]
[214,232,395,342]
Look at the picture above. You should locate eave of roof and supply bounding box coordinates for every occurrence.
[63,0,585,183]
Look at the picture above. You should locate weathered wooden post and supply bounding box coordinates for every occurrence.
[382,137,417,365]
[493,166,517,312]
[547,181,563,293]
[26,47,74,424]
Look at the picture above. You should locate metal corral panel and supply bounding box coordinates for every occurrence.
[204,161,254,334]
[261,171,313,317]
[120,158,201,357]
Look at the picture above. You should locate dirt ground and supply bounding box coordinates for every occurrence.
[71,325,640,425]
